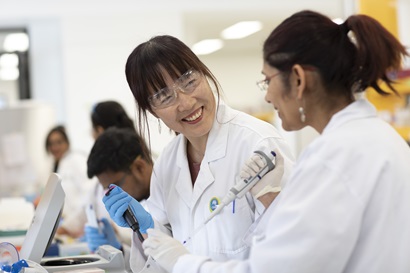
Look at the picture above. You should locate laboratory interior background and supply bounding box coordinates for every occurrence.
[0,0,410,244]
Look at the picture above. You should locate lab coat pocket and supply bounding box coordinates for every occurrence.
[205,197,253,261]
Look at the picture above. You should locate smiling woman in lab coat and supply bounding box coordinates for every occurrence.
[141,10,410,273]
[102,35,295,272]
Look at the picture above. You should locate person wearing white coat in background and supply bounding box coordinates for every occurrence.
[141,10,410,273]
[44,125,94,232]
[56,101,139,241]
[102,34,295,273]
[85,127,154,273]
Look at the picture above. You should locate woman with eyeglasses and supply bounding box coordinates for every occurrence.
[140,10,410,273]
[102,34,295,272]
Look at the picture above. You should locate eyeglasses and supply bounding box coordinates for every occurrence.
[256,72,281,92]
[148,69,202,109]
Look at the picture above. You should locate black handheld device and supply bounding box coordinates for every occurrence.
[105,185,145,242]
[124,206,145,242]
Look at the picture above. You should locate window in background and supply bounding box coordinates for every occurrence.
[0,28,30,107]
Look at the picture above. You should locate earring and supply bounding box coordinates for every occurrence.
[158,118,162,133]
[299,107,306,123]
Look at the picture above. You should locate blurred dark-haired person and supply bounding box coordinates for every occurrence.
[58,100,138,239]
[90,100,136,139]
[45,125,94,238]
[84,127,153,270]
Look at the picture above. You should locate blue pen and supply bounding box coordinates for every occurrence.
[232,199,235,214]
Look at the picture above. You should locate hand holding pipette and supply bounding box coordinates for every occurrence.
[103,185,153,242]
[205,150,276,223]
[241,149,285,199]
[183,150,277,245]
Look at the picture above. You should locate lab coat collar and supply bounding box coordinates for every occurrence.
[174,138,195,207]
[174,101,239,207]
[322,98,377,135]
[174,101,238,167]
[205,101,238,161]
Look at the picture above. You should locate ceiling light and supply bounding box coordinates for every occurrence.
[0,54,19,68]
[332,18,344,25]
[0,67,19,81]
[192,39,224,55]
[4,33,29,52]
[221,21,263,40]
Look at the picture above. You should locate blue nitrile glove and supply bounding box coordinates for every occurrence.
[102,185,154,234]
[84,217,122,252]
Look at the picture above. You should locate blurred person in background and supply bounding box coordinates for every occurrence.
[58,100,148,263]
[57,101,137,238]
[85,127,153,270]
[90,100,136,139]
[45,125,94,237]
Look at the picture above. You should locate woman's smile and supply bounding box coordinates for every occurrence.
[183,107,203,123]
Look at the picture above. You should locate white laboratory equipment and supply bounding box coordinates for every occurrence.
[0,173,129,273]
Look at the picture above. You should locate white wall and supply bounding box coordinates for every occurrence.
[60,12,183,154]
[0,0,355,187]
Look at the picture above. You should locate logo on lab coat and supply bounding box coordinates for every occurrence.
[209,197,220,212]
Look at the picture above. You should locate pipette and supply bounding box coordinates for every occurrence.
[183,150,276,244]
[105,185,145,242]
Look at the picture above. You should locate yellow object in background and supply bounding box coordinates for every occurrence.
[358,0,398,38]
[252,111,275,124]
[359,0,410,142]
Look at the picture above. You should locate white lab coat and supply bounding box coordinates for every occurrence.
[130,103,294,272]
[174,98,410,273]
[56,150,94,219]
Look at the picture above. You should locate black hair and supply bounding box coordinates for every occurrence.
[91,100,135,131]
[45,125,69,152]
[45,125,69,172]
[87,127,152,178]
[263,10,408,97]
[125,35,223,142]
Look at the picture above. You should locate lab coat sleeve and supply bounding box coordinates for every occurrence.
[59,178,100,237]
[130,230,169,273]
[250,136,295,216]
[129,209,171,272]
[122,244,132,273]
[174,254,250,273]
[130,230,148,272]
[246,154,362,273]
[59,204,87,237]
[174,153,362,273]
